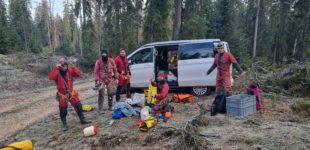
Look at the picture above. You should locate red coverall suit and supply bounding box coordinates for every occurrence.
[49,66,89,127]
[114,55,131,101]
[153,82,170,114]
[94,57,119,111]
[207,52,242,92]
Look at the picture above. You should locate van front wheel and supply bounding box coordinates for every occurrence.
[191,87,211,97]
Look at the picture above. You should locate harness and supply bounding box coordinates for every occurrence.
[218,53,224,77]
[99,59,111,83]
[58,70,71,102]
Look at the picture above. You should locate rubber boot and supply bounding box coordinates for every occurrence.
[61,118,68,131]
[75,102,91,124]
[60,107,68,131]
[108,95,113,111]
[116,86,121,102]
[162,113,167,123]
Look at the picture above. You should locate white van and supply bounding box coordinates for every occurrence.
[128,39,231,96]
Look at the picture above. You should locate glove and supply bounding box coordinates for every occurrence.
[206,70,211,75]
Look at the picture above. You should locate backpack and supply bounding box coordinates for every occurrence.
[211,92,230,116]
[172,93,194,103]
[247,84,262,110]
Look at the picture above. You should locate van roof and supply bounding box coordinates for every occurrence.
[142,39,221,47]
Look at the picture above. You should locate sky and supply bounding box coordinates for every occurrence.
[4,0,65,17]
[31,0,64,17]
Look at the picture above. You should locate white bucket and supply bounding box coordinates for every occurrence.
[83,125,99,137]
[140,108,149,121]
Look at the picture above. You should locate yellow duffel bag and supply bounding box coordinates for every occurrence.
[1,140,33,150]
[147,84,157,104]
[144,116,157,128]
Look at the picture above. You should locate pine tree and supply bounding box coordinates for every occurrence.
[101,0,143,56]
[211,0,235,42]
[34,0,50,48]
[269,0,291,63]
[9,0,33,52]
[0,0,13,53]
[293,0,310,61]
[57,0,78,56]
[143,0,173,43]
[179,0,212,39]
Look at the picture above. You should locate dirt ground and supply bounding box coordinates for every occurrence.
[1,92,309,150]
[0,54,309,149]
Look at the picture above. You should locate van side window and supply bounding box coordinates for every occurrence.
[179,42,214,60]
[130,48,153,64]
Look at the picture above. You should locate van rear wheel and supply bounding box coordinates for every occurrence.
[191,86,211,97]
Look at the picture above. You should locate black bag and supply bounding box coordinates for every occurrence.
[211,92,230,116]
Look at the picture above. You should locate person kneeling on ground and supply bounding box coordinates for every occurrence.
[153,72,170,122]
[49,57,91,132]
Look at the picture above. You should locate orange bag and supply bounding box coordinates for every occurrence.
[172,94,194,103]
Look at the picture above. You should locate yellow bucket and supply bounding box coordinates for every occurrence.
[147,84,157,104]
[1,140,33,150]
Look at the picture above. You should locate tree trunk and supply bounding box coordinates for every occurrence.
[79,6,83,57]
[172,0,182,40]
[298,0,310,61]
[272,33,279,64]
[97,3,102,55]
[47,0,52,51]
[135,0,142,46]
[252,0,260,58]
[293,38,297,56]
[19,2,28,52]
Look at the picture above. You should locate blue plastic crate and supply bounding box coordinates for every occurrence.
[226,94,256,117]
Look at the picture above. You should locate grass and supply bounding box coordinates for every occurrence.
[226,136,262,146]
[291,99,310,115]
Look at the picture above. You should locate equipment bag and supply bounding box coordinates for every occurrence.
[172,93,193,103]
[247,84,262,110]
[211,92,230,116]
[82,105,93,112]
[0,140,33,150]
[147,84,157,104]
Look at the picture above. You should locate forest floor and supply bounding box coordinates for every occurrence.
[0,54,309,150]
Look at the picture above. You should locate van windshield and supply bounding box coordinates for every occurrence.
[179,42,214,60]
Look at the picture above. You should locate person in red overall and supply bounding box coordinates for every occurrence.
[94,50,119,112]
[49,57,91,132]
[114,48,131,101]
[207,43,243,93]
[153,72,170,122]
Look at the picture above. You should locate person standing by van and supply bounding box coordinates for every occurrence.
[94,50,119,112]
[206,43,243,93]
[49,57,91,132]
[114,48,131,101]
